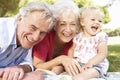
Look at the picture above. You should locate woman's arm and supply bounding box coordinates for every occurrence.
[33,55,68,70]
[33,54,81,76]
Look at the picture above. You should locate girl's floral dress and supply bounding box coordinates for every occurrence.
[73,32,109,74]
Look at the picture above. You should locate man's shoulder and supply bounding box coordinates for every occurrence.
[0,17,13,24]
[0,17,16,50]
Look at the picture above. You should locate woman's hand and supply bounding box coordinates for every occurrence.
[51,65,64,75]
[59,55,81,76]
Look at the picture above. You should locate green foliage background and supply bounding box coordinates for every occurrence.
[0,0,111,24]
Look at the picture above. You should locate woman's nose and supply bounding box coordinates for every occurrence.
[65,25,71,31]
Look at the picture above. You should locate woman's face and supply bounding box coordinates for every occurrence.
[54,11,78,43]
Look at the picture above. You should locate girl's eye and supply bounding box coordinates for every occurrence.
[91,19,95,21]
[99,20,102,23]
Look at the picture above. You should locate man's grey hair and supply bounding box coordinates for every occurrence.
[50,0,80,26]
[17,2,56,30]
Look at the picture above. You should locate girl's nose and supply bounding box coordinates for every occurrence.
[95,20,100,24]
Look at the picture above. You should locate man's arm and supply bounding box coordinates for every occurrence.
[18,65,32,72]
[20,48,34,71]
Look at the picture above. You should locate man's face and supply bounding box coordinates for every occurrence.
[16,11,51,49]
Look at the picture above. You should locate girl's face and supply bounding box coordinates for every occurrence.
[54,11,78,43]
[80,9,103,37]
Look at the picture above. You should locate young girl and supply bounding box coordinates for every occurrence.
[68,7,109,80]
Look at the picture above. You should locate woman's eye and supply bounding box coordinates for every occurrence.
[60,23,65,26]
[71,24,76,26]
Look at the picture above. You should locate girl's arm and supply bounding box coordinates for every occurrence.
[68,43,76,57]
[87,41,108,66]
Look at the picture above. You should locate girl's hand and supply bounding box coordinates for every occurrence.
[82,62,93,71]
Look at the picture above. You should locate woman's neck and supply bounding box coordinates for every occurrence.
[54,35,65,48]
[51,36,66,59]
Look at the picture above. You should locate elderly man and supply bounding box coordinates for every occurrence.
[0,2,55,80]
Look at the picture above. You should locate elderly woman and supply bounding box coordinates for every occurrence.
[33,0,80,76]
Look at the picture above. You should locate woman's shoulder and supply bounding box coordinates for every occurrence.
[42,29,55,41]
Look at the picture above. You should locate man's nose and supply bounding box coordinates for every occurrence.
[33,31,40,41]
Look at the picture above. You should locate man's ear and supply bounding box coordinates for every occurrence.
[17,15,23,22]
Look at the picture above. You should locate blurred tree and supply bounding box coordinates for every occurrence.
[99,6,111,24]
[98,0,116,24]
[0,0,29,17]
[0,0,20,17]
[19,0,29,8]
[29,0,56,5]
[74,0,93,7]
[0,0,112,24]
[103,27,120,36]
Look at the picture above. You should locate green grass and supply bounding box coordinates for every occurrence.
[107,44,120,72]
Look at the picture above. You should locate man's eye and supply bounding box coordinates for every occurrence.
[30,25,37,31]
[40,32,47,35]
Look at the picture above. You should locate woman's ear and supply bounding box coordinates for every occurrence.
[80,19,84,26]
[54,26,57,31]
